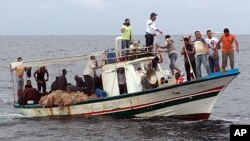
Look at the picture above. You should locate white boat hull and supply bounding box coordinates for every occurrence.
[15,70,238,120]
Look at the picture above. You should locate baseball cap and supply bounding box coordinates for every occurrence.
[150,12,158,18]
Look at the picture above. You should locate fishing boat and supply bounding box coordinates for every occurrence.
[11,38,240,120]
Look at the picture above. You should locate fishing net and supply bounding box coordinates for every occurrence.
[39,90,89,108]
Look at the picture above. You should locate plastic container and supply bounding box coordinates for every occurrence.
[95,88,107,97]
[106,48,116,64]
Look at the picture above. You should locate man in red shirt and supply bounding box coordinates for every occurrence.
[217,28,239,71]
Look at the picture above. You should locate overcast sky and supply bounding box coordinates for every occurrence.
[0,0,249,35]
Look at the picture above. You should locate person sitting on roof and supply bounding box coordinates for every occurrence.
[175,72,184,84]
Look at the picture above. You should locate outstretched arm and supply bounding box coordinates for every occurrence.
[158,54,163,63]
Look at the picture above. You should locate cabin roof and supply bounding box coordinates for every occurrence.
[102,57,154,70]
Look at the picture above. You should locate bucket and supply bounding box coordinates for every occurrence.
[105,48,116,64]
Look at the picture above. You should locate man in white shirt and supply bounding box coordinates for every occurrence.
[145,12,163,47]
[193,31,211,78]
[205,30,220,72]
[83,56,102,96]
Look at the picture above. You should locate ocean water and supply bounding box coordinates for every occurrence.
[0,35,249,141]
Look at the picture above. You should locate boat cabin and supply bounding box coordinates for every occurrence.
[101,57,170,97]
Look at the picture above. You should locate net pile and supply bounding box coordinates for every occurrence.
[39,90,88,108]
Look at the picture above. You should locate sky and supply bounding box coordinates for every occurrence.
[0,0,249,35]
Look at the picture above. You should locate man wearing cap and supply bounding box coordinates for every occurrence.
[121,18,132,57]
[217,28,239,71]
[145,12,163,47]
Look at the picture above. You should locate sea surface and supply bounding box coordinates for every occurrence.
[0,35,249,141]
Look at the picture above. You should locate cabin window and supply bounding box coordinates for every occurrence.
[133,63,145,77]
[116,67,127,94]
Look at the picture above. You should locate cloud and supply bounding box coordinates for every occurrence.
[37,2,55,11]
[66,0,112,10]
[163,0,226,8]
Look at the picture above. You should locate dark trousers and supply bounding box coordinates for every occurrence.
[185,61,197,81]
[37,81,46,93]
[208,56,219,73]
[84,75,94,95]
[119,84,127,94]
[145,33,154,47]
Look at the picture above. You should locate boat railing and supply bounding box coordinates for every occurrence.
[103,46,159,64]
[14,46,159,68]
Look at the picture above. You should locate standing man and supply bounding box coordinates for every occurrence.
[10,57,31,99]
[206,30,220,72]
[121,18,132,57]
[117,68,127,94]
[33,66,49,93]
[145,12,163,47]
[58,69,68,91]
[181,37,196,81]
[83,56,102,96]
[217,28,239,71]
[157,35,182,75]
[193,31,211,78]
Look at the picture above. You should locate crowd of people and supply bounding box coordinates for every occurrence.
[121,12,239,82]
[10,12,240,104]
[10,55,103,105]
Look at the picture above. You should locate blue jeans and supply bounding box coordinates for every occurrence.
[121,39,130,57]
[16,77,24,90]
[208,56,219,72]
[196,54,211,78]
[169,53,177,69]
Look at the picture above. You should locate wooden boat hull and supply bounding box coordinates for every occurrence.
[14,69,239,120]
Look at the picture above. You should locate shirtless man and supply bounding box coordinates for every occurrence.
[10,57,30,100]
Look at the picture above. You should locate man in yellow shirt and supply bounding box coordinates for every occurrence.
[121,18,132,57]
